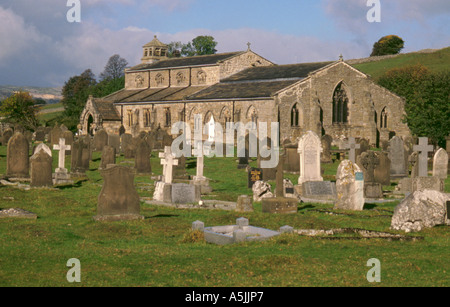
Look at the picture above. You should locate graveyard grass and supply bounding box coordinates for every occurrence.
[0,145,449,287]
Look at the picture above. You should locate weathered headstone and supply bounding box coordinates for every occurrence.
[50,124,62,147]
[93,129,109,152]
[374,151,391,186]
[35,127,46,142]
[100,145,116,170]
[252,181,273,202]
[388,136,407,178]
[33,143,52,157]
[283,143,300,173]
[121,133,133,155]
[6,132,30,178]
[355,138,370,157]
[94,165,143,221]
[30,150,53,187]
[108,134,120,155]
[171,183,200,204]
[413,137,433,177]
[432,148,448,180]
[320,135,333,164]
[2,128,13,146]
[135,139,152,174]
[301,181,337,201]
[334,160,365,211]
[236,195,254,213]
[297,131,323,185]
[359,151,383,199]
[248,168,263,188]
[62,130,74,155]
[71,136,91,175]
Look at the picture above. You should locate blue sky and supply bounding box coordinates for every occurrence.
[0,0,449,87]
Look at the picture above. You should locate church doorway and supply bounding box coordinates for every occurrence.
[87,115,94,136]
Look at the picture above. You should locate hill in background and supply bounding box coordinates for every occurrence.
[0,85,62,103]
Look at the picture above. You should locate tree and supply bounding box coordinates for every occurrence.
[99,54,128,81]
[370,35,405,57]
[61,69,97,129]
[378,64,450,147]
[169,36,218,57]
[0,91,39,130]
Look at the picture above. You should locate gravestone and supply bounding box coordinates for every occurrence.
[297,131,323,185]
[283,143,300,173]
[248,168,263,188]
[355,138,370,157]
[258,138,277,180]
[252,181,273,202]
[6,132,30,179]
[343,137,360,163]
[301,181,337,201]
[94,165,143,221]
[100,145,116,170]
[108,134,120,155]
[30,150,53,187]
[62,130,74,155]
[2,128,13,146]
[53,138,72,185]
[93,129,109,152]
[124,137,138,159]
[413,137,433,177]
[35,127,46,142]
[388,136,407,178]
[359,151,383,199]
[334,160,365,211]
[135,139,152,174]
[121,133,133,155]
[33,143,52,157]
[412,176,444,192]
[50,125,62,147]
[432,148,448,180]
[71,136,91,175]
[192,142,212,194]
[261,154,298,214]
[320,135,333,164]
[159,146,179,184]
[374,151,391,186]
[409,152,419,178]
[236,195,254,213]
[171,183,200,204]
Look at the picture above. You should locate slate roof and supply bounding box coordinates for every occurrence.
[127,52,244,71]
[92,99,121,121]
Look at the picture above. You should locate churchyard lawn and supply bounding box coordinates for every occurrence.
[0,144,448,287]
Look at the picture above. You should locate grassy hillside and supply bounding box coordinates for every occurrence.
[352,47,450,80]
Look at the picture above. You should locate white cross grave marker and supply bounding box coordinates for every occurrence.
[159,146,178,184]
[344,137,360,163]
[53,138,71,172]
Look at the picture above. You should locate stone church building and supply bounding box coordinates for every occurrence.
[80,36,410,146]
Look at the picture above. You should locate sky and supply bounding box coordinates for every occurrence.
[0,0,449,87]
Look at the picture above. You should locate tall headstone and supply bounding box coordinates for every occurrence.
[320,135,333,164]
[71,136,91,175]
[374,151,391,186]
[100,145,116,170]
[159,146,179,184]
[135,139,152,174]
[62,130,74,155]
[388,136,407,178]
[334,160,365,211]
[297,131,323,185]
[93,129,108,152]
[2,128,13,146]
[30,150,53,187]
[432,148,448,180]
[53,138,72,184]
[94,165,143,221]
[413,137,433,177]
[50,124,62,147]
[359,151,383,198]
[6,132,30,178]
[108,134,120,155]
[283,142,300,173]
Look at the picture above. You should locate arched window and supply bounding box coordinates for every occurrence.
[332,82,349,124]
[164,108,171,127]
[144,109,151,127]
[291,103,300,127]
[381,107,388,129]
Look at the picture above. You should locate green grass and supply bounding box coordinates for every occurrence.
[353,47,450,80]
[0,144,449,287]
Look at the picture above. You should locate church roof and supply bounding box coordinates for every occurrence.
[221,61,333,82]
[127,51,244,71]
[143,35,167,48]
[91,99,121,121]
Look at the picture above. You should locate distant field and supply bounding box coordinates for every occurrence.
[352,47,450,80]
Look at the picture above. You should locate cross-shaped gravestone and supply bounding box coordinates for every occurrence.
[192,140,204,179]
[275,153,286,198]
[53,138,71,172]
[360,151,380,183]
[159,146,178,184]
[413,137,433,177]
[344,137,360,163]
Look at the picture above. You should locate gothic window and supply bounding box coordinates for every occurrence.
[164,108,171,127]
[155,73,164,86]
[144,109,151,127]
[291,103,300,127]
[197,71,207,84]
[332,82,349,124]
[144,50,148,57]
[127,110,133,127]
[247,106,258,129]
[381,107,388,129]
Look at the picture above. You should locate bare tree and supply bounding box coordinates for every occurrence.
[100,54,128,81]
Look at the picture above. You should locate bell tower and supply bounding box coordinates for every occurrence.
[141,35,169,64]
